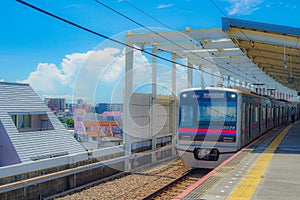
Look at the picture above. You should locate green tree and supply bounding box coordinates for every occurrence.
[63,118,74,129]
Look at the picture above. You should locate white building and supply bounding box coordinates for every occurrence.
[0,82,85,167]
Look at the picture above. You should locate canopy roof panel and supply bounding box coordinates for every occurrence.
[222,17,300,93]
[126,18,300,96]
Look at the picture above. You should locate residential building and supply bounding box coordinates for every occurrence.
[44,98,66,113]
[95,103,123,114]
[0,82,85,167]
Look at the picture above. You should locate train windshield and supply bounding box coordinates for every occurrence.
[180,105,194,127]
[198,102,237,122]
[179,90,237,127]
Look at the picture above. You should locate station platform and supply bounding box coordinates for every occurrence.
[174,121,300,200]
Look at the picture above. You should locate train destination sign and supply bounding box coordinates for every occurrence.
[203,93,225,99]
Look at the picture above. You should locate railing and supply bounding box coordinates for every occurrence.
[0,145,124,179]
[0,144,177,196]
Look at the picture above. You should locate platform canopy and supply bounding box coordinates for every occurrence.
[223,17,300,93]
[126,18,299,97]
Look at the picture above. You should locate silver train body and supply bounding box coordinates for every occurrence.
[176,87,300,168]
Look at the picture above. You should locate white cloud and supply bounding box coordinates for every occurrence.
[285,4,297,9]
[265,1,297,10]
[23,63,67,94]
[23,48,151,103]
[0,79,3,82]
[23,46,221,103]
[157,4,173,9]
[225,0,264,16]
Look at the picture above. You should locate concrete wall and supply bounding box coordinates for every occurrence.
[130,93,151,141]
[0,161,124,200]
[129,93,177,141]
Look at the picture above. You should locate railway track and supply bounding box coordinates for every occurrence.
[142,168,211,200]
[52,158,193,200]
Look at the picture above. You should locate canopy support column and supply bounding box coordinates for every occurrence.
[124,40,134,171]
[171,53,177,156]
[151,48,157,163]
[187,61,193,88]
[200,66,205,88]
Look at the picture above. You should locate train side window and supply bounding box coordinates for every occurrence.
[255,107,259,123]
[279,107,281,121]
[242,103,245,131]
[262,107,266,120]
[245,102,249,129]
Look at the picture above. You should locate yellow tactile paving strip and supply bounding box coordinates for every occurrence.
[226,124,293,200]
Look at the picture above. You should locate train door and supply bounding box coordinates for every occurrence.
[287,105,290,123]
[274,107,276,126]
[265,106,268,130]
[241,102,246,146]
[278,107,281,124]
[262,105,266,133]
[298,105,300,119]
[273,107,276,126]
[276,106,280,125]
[254,106,259,138]
[248,103,252,142]
[284,106,286,123]
[280,106,285,123]
[280,106,283,124]
[258,104,261,135]
[282,106,285,123]
[268,105,271,130]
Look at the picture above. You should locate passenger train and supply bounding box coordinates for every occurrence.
[176,87,300,168]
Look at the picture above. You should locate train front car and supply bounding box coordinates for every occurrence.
[177,88,239,168]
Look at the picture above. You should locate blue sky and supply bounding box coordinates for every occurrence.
[1,0,300,102]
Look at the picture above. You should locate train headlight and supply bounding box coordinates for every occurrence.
[182,93,187,98]
[194,148,220,161]
[194,148,210,159]
[231,94,236,98]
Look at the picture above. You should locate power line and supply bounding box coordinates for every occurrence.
[18,0,278,92]
[208,0,294,93]
[93,0,221,78]
[123,1,277,90]
[122,0,174,31]
[122,0,266,89]
[17,0,256,89]
[94,0,258,87]
[208,0,227,16]
[17,0,236,84]
[15,0,210,75]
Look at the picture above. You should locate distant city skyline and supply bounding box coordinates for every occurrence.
[1,0,300,102]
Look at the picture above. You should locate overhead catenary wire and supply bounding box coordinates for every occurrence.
[208,0,228,16]
[210,0,292,92]
[122,0,276,90]
[17,0,244,86]
[95,0,258,88]
[17,0,256,90]
[15,0,202,73]
[17,0,290,94]
[122,0,263,89]
[122,0,174,31]
[93,0,243,85]
[208,0,295,93]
